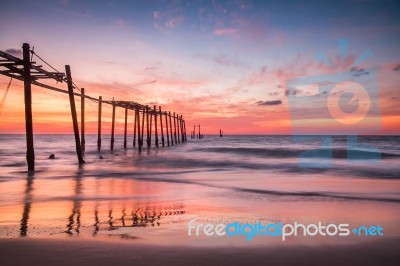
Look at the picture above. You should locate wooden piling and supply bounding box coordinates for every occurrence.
[178,115,182,143]
[165,111,170,146]
[111,101,116,150]
[149,107,153,147]
[97,96,102,150]
[22,43,35,171]
[141,108,145,150]
[65,65,85,164]
[176,114,181,144]
[124,107,128,149]
[80,88,85,151]
[173,112,177,144]
[146,106,150,148]
[133,108,137,148]
[180,115,184,143]
[198,124,202,139]
[198,124,201,139]
[139,108,144,152]
[183,120,187,141]
[169,112,173,146]
[154,105,159,147]
[159,107,165,147]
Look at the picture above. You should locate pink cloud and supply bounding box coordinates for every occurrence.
[214,28,238,36]
[115,19,125,27]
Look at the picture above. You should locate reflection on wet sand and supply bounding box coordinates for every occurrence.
[20,173,34,237]
[93,208,100,236]
[66,172,82,236]
[17,171,186,239]
[94,207,185,236]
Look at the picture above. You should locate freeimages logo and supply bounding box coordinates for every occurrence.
[286,39,381,168]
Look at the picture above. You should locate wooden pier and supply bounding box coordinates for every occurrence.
[0,43,188,171]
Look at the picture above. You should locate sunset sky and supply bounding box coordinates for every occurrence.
[0,0,399,134]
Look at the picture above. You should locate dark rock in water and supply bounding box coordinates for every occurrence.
[99,156,104,159]
[48,154,55,159]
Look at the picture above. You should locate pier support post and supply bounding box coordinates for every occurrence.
[169,112,173,146]
[149,107,153,147]
[180,115,184,143]
[111,101,116,150]
[183,120,187,141]
[22,43,35,171]
[97,96,102,150]
[165,111,169,146]
[173,112,177,144]
[133,108,137,148]
[80,88,85,151]
[141,108,145,150]
[198,124,201,139]
[146,106,150,148]
[65,65,85,164]
[154,105,158,147]
[159,107,165,147]
[176,114,181,144]
[124,107,128,149]
[138,108,143,152]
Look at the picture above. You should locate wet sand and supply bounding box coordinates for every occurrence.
[0,237,399,266]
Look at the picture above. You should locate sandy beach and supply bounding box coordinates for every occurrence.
[1,237,399,266]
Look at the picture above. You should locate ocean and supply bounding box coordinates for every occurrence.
[0,134,399,245]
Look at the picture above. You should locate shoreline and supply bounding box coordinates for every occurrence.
[0,237,399,266]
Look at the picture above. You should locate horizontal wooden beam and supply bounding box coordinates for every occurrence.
[31,64,65,82]
[0,71,23,81]
[0,50,23,64]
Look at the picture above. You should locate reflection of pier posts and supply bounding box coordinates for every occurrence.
[93,178,100,236]
[20,173,34,237]
[66,173,82,235]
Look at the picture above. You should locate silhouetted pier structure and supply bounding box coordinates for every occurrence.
[190,124,204,139]
[0,43,187,171]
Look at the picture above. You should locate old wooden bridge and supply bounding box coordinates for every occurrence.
[0,43,188,171]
